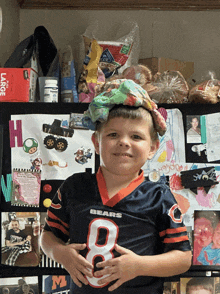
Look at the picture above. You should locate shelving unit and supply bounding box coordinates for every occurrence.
[16,0,220,10]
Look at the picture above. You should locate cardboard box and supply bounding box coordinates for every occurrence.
[138,57,194,80]
[0,68,38,102]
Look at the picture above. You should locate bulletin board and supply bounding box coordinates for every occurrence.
[1,102,220,294]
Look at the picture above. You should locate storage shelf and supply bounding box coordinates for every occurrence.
[16,0,220,10]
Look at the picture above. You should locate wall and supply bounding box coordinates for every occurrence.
[19,9,220,83]
[0,0,20,66]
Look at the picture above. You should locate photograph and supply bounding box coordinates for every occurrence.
[0,276,38,294]
[180,277,220,294]
[193,211,220,266]
[1,212,41,267]
[186,115,201,144]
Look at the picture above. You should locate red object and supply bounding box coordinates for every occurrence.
[0,68,37,102]
[169,173,184,190]
[43,184,52,193]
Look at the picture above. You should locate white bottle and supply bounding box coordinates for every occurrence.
[44,79,58,102]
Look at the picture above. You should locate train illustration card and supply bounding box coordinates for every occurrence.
[11,168,41,207]
[10,114,95,180]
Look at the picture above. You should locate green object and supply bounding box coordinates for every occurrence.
[200,115,207,144]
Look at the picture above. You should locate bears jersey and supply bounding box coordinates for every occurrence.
[44,168,191,294]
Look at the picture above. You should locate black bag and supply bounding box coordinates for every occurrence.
[4,26,59,77]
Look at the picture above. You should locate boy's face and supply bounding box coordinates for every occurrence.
[92,116,159,178]
[188,288,212,294]
[212,225,220,248]
[194,218,213,247]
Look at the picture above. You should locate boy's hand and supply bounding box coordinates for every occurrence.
[61,243,93,288]
[94,244,140,291]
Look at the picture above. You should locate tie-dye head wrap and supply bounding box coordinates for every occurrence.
[82,79,167,136]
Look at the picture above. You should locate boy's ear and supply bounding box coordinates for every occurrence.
[91,132,100,155]
[148,139,160,160]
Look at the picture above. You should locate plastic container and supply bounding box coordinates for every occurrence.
[61,90,73,103]
[44,79,58,102]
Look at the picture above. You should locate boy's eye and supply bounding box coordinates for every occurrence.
[132,134,142,140]
[107,133,117,137]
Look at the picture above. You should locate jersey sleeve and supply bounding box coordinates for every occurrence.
[43,181,70,243]
[158,185,191,253]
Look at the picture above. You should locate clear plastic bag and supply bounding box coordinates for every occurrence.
[147,70,189,104]
[78,21,140,102]
[188,71,220,103]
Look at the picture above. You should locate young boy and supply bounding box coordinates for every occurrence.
[186,277,213,294]
[41,79,192,293]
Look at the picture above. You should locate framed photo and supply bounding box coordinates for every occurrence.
[193,210,220,266]
[1,212,41,267]
[180,277,220,294]
[0,276,38,294]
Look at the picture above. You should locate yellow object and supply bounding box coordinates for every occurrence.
[43,198,52,208]
[158,150,167,162]
[85,39,103,84]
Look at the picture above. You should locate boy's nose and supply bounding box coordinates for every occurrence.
[118,137,130,147]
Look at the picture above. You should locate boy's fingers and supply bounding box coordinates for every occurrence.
[98,273,118,285]
[70,243,87,251]
[94,266,115,277]
[78,254,93,269]
[71,276,82,288]
[97,259,115,268]
[114,244,129,254]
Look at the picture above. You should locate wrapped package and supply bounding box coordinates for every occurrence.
[188,79,220,104]
[147,70,189,103]
[78,21,140,103]
[122,64,152,86]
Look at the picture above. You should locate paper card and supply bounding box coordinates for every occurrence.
[202,112,220,162]
[10,114,95,180]
[11,168,41,207]
[168,163,220,228]
[42,275,70,294]
[143,108,185,175]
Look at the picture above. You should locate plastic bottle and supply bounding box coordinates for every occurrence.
[44,79,58,102]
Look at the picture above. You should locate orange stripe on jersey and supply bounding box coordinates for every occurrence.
[96,167,145,207]
[163,235,189,243]
[159,226,187,237]
[51,203,62,209]
[57,189,62,201]
[47,210,69,229]
[46,219,70,236]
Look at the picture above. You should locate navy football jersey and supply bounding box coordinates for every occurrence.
[44,168,191,294]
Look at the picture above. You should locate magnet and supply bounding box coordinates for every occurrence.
[43,198,52,208]
[149,170,160,182]
[43,184,52,193]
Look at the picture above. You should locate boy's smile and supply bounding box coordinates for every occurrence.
[92,116,159,179]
